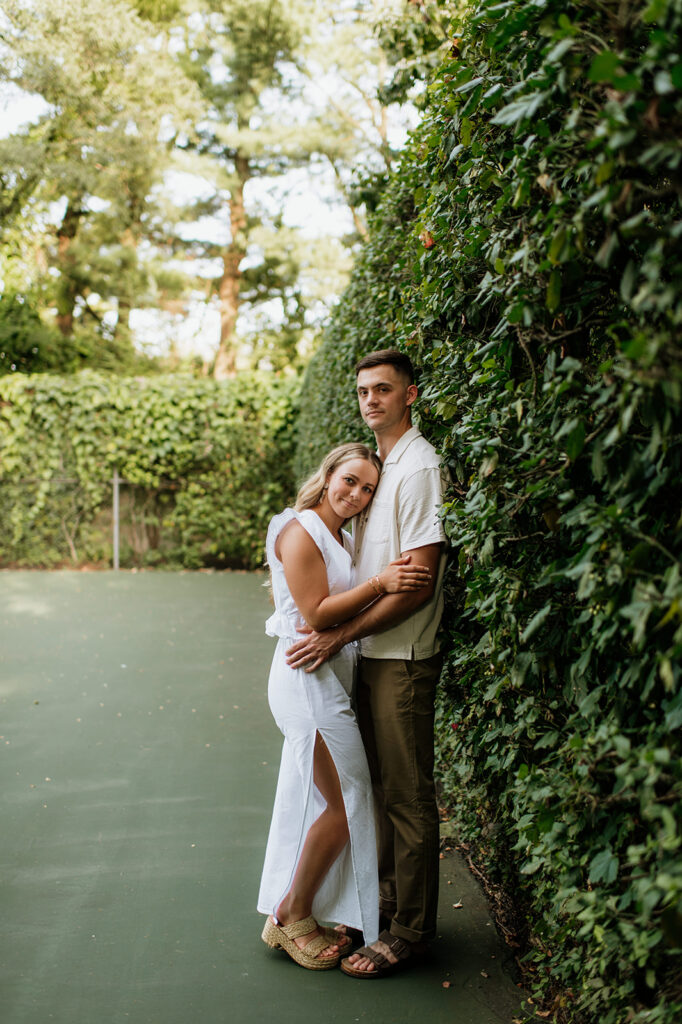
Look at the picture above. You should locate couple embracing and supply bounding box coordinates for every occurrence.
[257,349,447,978]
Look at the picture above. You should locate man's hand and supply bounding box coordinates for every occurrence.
[285,626,345,672]
[285,544,441,673]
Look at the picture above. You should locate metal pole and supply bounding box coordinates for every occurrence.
[113,468,120,570]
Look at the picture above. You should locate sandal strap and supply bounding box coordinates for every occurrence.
[377,929,412,961]
[299,934,334,958]
[352,944,391,969]
[279,915,318,940]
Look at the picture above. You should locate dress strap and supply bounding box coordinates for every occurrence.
[265,508,298,567]
[296,509,352,564]
[266,507,351,569]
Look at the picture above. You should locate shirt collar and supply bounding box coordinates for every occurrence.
[381,425,422,467]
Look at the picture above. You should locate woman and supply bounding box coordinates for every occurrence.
[257,443,432,970]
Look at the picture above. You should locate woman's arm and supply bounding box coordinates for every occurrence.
[278,521,431,632]
[285,542,443,671]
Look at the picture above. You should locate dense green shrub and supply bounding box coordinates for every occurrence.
[297,1,682,1021]
[0,371,298,568]
[0,290,75,374]
[0,289,163,376]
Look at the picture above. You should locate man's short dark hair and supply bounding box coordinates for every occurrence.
[354,349,415,384]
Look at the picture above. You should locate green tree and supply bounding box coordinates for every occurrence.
[299,0,460,229]
[167,0,430,376]
[0,0,442,374]
[0,0,198,368]
[170,0,310,377]
[0,288,69,373]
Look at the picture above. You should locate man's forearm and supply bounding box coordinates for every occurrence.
[337,542,442,647]
[285,587,431,674]
[336,589,431,647]
[285,543,443,672]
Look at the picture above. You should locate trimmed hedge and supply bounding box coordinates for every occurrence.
[296,1,682,1022]
[0,371,298,569]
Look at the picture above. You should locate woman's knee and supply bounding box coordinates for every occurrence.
[326,804,350,845]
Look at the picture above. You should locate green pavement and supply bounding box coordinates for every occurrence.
[1,571,525,1024]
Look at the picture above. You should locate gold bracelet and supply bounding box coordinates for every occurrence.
[369,574,385,596]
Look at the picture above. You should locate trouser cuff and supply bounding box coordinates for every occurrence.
[389,918,436,944]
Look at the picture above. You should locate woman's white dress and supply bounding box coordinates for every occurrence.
[257,508,379,944]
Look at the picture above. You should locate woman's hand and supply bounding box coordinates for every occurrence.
[377,555,432,594]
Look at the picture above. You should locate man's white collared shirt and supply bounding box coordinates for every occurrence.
[353,426,447,660]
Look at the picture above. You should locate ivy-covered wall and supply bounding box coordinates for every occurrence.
[0,371,298,569]
[296,1,682,1022]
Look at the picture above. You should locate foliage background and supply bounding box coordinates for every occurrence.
[0,0,426,377]
[0,372,298,569]
[2,0,682,1020]
[295,0,682,1022]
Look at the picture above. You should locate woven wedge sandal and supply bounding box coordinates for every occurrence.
[261,915,341,971]
[320,925,355,950]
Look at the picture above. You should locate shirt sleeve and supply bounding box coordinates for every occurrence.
[397,467,447,552]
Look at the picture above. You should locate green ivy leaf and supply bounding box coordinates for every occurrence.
[589,51,621,82]
[588,52,639,90]
[589,848,619,884]
[546,269,562,313]
[490,91,548,126]
[566,420,586,460]
[521,603,552,643]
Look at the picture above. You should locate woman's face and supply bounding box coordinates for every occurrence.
[325,458,379,520]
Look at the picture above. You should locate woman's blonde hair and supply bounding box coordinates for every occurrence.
[295,443,382,513]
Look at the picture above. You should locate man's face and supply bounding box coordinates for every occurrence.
[356,364,417,435]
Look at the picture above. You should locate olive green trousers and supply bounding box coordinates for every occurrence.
[356,653,442,944]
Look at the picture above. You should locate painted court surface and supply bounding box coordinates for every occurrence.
[1,572,524,1024]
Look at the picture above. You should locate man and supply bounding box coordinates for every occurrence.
[286,349,447,977]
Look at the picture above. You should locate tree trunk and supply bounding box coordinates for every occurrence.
[55,199,85,337]
[377,54,392,173]
[115,227,137,342]
[327,158,369,240]
[214,154,250,380]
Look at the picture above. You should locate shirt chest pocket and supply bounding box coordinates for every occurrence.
[360,498,395,551]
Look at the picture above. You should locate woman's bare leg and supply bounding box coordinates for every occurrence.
[275,732,350,955]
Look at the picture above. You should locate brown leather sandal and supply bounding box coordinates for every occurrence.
[340,929,423,979]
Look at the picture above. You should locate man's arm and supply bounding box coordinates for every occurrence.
[285,543,442,672]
